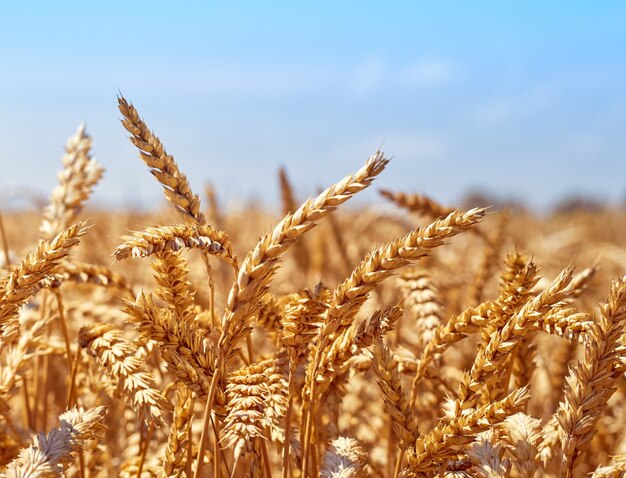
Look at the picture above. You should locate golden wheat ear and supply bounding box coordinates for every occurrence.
[4,406,107,476]
[404,387,529,474]
[0,222,89,342]
[219,151,389,358]
[591,454,626,478]
[380,189,455,219]
[556,276,626,477]
[118,95,205,225]
[162,382,195,478]
[113,223,237,269]
[320,437,366,478]
[194,152,388,478]
[41,124,104,239]
[78,323,172,430]
[369,336,419,449]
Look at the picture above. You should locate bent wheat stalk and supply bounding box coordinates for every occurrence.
[195,152,389,478]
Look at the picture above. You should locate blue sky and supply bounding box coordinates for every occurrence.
[1,2,625,210]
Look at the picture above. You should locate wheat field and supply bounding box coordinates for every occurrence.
[0,97,625,478]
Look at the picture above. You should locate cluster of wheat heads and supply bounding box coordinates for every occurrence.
[1,97,626,478]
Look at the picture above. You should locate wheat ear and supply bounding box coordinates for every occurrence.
[3,406,106,477]
[79,324,172,430]
[204,183,223,228]
[0,222,88,341]
[404,387,529,474]
[279,166,312,273]
[151,252,197,325]
[379,189,455,219]
[118,96,204,224]
[591,454,626,478]
[400,269,444,352]
[162,382,195,478]
[59,260,133,294]
[113,223,237,269]
[40,124,103,239]
[467,430,511,478]
[123,292,218,398]
[221,358,279,462]
[369,336,419,449]
[502,413,543,478]
[320,437,366,478]
[556,276,626,478]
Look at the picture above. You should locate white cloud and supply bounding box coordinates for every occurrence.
[383,133,449,161]
[474,86,552,125]
[352,56,386,96]
[324,132,449,167]
[398,59,457,88]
